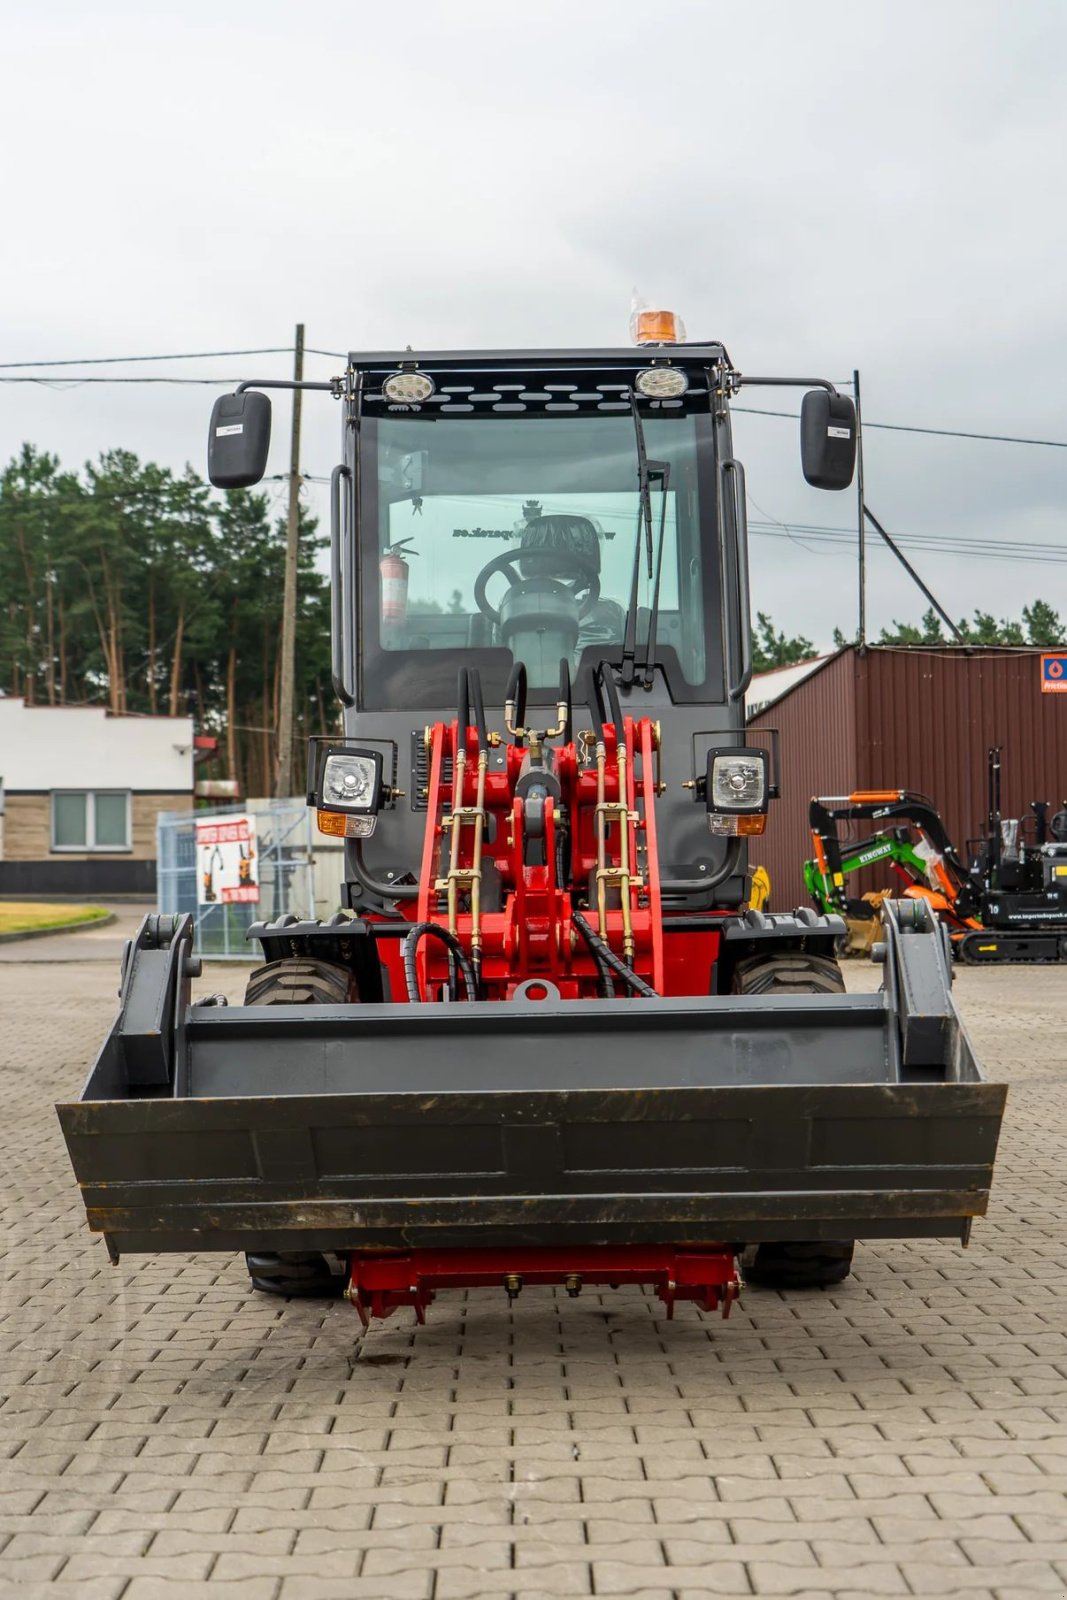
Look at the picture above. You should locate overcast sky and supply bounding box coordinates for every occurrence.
[3,0,1066,649]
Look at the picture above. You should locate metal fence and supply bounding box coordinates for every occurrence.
[157,799,318,959]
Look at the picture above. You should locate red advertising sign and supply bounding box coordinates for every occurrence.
[195,813,259,905]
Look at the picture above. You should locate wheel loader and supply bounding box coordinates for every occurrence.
[57,317,1005,1324]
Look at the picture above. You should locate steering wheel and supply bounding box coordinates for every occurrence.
[473,548,601,627]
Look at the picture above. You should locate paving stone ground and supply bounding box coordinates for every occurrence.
[1,949,1065,1600]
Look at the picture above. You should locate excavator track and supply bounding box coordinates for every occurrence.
[958,930,1067,965]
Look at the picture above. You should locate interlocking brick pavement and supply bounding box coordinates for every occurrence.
[1,952,1066,1599]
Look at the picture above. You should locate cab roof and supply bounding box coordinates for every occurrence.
[347,343,730,372]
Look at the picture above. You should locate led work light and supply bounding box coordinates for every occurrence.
[634,367,689,400]
[382,371,435,404]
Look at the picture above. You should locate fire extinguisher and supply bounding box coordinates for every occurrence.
[380,539,416,627]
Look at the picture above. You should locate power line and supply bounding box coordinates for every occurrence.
[0,353,1063,450]
[746,513,1067,550]
[748,521,1067,567]
[733,404,1067,451]
[0,345,344,369]
[0,475,296,511]
[0,347,294,369]
[2,378,1063,455]
[0,375,263,386]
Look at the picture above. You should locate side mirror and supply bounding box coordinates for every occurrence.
[800,390,856,490]
[208,391,272,488]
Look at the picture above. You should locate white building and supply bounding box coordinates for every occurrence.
[0,699,194,895]
[746,654,835,720]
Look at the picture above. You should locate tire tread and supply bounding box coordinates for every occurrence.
[733,950,854,1289]
[244,957,354,1007]
[241,958,354,1298]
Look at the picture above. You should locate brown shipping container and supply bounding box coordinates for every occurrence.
[749,646,1067,912]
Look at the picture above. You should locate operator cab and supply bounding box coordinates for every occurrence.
[207,329,856,723]
[361,374,721,710]
[206,323,856,907]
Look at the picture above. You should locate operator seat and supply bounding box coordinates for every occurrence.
[519,512,600,573]
[467,513,604,682]
[519,514,623,654]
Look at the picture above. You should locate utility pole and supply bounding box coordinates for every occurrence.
[276,323,304,797]
[854,368,866,647]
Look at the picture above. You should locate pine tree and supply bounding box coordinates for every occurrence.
[751,612,816,672]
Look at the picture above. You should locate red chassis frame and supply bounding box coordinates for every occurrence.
[371,712,725,1003]
[344,1247,741,1325]
[347,705,743,1325]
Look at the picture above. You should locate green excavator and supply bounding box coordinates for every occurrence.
[805,751,1067,964]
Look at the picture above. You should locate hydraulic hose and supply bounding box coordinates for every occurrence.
[554,808,572,893]
[555,814,611,995]
[457,666,471,744]
[588,936,616,999]
[505,661,527,743]
[402,922,478,1002]
[557,656,573,744]
[570,896,617,996]
[572,910,658,999]
[468,666,488,751]
[591,659,624,742]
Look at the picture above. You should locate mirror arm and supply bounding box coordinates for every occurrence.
[732,374,839,395]
[235,378,344,395]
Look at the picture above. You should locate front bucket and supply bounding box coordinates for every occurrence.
[57,919,1005,1260]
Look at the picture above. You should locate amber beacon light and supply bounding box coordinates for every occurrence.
[630,307,686,345]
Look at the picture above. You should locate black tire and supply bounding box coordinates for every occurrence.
[245,1251,343,1299]
[242,958,355,1298]
[742,1240,855,1288]
[245,957,354,1006]
[733,951,854,1289]
[731,951,846,997]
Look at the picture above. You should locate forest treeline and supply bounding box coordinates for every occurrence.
[3,442,1064,776]
[0,444,331,796]
[757,600,1064,671]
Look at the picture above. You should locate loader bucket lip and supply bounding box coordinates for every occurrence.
[57,986,1006,1259]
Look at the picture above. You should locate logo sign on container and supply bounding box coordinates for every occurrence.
[196,813,259,905]
[1041,654,1067,694]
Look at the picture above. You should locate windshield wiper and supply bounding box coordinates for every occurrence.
[620,394,670,688]
[640,459,670,690]
[620,396,653,686]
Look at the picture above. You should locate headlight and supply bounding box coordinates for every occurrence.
[700,748,769,835]
[323,753,378,810]
[313,746,385,838]
[634,366,688,399]
[710,755,766,811]
[383,371,435,403]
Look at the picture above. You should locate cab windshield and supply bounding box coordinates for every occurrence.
[358,411,722,708]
